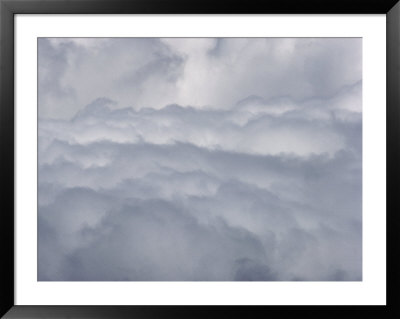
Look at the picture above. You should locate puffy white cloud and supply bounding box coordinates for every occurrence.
[38,38,362,281]
[39,38,361,119]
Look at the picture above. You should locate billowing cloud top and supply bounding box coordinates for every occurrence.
[38,38,362,281]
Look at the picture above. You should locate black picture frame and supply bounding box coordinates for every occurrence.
[1,0,399,318]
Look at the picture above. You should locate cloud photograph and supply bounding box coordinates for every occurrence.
[38,38,362,281]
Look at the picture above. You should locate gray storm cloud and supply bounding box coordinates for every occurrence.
[38,38,362,281]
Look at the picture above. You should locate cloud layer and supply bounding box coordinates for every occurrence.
[38,38,362,281]
[39,38,361,119]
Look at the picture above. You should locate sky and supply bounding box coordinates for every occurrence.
[38,38,362,281]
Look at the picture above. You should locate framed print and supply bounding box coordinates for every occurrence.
[1,0,399,318]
